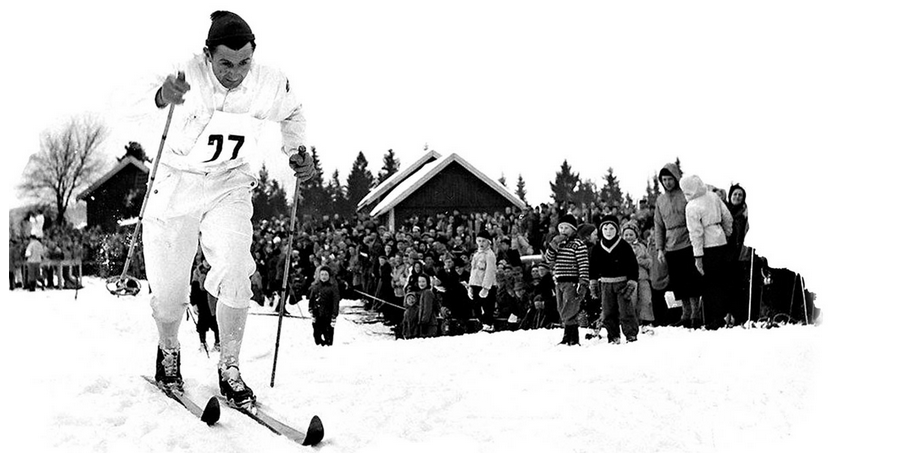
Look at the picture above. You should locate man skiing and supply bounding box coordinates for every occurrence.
[142,10,315,408]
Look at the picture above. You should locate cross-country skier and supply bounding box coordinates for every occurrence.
[142,10,316,407]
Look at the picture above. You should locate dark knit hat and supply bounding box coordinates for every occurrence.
[206,11,255,49]
[558,214,577,231]
[576,223,596,240]
[598,215,620,234]
[476,230,492,241]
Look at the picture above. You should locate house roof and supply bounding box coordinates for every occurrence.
[369,152,526,218]
[356,149,442,211]
[77,156,149,201]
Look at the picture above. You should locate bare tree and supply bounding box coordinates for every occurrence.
[20,114,108,225]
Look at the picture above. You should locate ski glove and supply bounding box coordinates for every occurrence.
[289,145,316,182]
[158,71,189,106]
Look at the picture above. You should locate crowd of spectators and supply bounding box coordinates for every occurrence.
[10,164,765,340]
[246,182,717,339]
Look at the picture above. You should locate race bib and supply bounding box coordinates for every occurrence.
[174,111,259,171]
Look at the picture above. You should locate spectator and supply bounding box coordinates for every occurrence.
[417,274,441,338]
[24,235,46,291]
[589,216,640,343]
[622,221,654,326]
[654,163,703,329]
[545,214,589,346]
[682,175,733,330]
[191,254,220,351]
[309,266,341,346]
[468,230,498,332]
[726,184,750,326]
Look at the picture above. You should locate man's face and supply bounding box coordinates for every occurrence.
[207,43,254,89]
[660,175,677,192]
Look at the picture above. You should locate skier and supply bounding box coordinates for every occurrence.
[142,10,315,407]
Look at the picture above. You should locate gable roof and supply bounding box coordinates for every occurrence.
[77,155,149,201]
[369,153,526,218]
[356,149,442,211]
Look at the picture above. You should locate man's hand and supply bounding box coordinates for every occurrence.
[289,145,316,182]
[479,287,489,299]
[330,318,337,328]
[467,287,474,300]
[657,250,666,264]
[694,257,704,276]
[157,71,189,107]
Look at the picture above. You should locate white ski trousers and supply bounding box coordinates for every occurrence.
[142,163,257,330]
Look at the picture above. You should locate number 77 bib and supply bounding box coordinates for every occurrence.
[183,110,260,170]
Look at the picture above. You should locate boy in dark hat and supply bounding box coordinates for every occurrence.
[545,214,589,345]
[589,216,640,343]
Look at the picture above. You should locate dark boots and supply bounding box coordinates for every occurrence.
[558,325,580,346]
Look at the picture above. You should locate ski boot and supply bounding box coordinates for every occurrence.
[155,347,184,394]
[218,365,256,408]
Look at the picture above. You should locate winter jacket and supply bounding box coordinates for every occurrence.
[469,248,498,289]
[628,240,651,281]
[654,163,691,253]
[139,53,305,173]
[681,175,734,257]
[308,281,341,320]
[727,203,750,261]
[25,239,45,264]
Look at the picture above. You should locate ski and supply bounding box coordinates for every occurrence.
[220,398,324,446]
[141,375,220,425]
[250,312,308,319]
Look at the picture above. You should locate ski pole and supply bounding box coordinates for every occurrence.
[800,275,809,324]
[108,99,177,296]
[745,247,754,328]
[270,176,303,387]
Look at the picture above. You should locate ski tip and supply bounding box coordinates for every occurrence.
[302,415,324,446]
[201,396,221,426]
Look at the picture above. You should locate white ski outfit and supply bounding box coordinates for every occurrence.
[140,53,305,366]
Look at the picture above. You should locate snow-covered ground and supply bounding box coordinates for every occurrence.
[2,278,846,452]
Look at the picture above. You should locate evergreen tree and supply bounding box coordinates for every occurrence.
[299,146,328,220]
[122,141,147,162]
[326,169,350,218]
[550,160,580,205]
[346,151,375,211]
[574,179,597,207]
[252,164,288,222]
[599,167,624,207]
[377,149,400,184]
[515,174,527,204]
[642,177,661,207]
[675,157,682,175]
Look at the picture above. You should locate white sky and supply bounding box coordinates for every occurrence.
[5,0,899,307]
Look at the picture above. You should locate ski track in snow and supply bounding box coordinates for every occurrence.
[6,278,824,453]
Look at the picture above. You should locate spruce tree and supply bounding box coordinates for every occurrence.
[377,149,400,184]
[599,167,624,207]
[346,151,375,211]
[550,160,580,205]
[515,174,527,204]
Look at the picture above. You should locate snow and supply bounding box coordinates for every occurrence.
[5,278,837,452]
